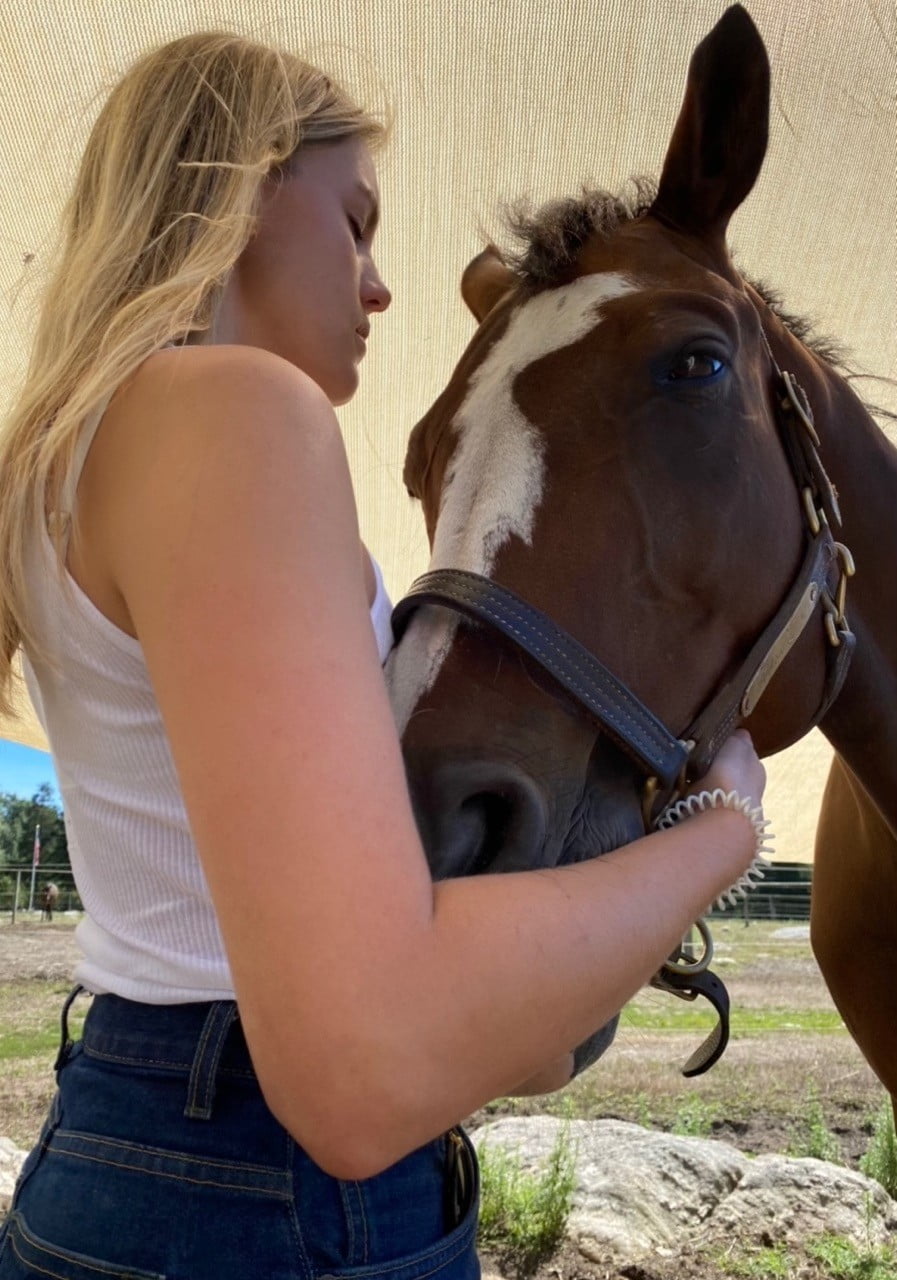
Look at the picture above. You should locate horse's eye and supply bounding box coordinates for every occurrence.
[667,352,725,380]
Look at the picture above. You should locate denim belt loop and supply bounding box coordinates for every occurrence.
[184,1001,239,1121]
[54,984,87,1075]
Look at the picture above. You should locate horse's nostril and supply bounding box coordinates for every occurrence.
[460,791,515,876]
[412,761,549,879]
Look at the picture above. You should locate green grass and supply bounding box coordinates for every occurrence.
[0,1027,66,1061]
[786,1089,843,1163]
[477,1124,577,1276]
[621,1005,846,1034]
[671,1095,719,1138]
[0,981,86,1063]
[807,1234,897,1279]
[713,1243,794,1277]
[860,1101,897,1199]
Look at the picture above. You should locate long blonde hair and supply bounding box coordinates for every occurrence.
[0,32,384,716]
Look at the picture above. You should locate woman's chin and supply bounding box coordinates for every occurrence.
[327,369,361,407]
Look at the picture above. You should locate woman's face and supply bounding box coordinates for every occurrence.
[220,136,391,405]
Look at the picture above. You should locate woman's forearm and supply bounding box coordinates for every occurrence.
[265,805,753,1177]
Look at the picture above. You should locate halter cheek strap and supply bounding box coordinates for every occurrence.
[682,524,855,779]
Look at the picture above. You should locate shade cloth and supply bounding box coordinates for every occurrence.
[1,0,894,861]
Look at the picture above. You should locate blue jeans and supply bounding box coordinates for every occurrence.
[0,990,480,1280]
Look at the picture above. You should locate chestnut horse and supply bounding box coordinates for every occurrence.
[40,882,59,922]
[387,5,897,1107]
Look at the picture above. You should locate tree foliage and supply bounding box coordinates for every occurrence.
[0,784,69,869]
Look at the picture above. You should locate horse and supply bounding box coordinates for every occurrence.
[40,882,59,922]
[387,4,897,1109]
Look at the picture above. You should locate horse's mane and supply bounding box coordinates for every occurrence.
[740,276,850,373]
[501,181,849,375]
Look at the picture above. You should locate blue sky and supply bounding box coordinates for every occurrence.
[0,741,61,804]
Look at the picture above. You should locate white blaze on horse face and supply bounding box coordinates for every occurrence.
[387,272,638,735]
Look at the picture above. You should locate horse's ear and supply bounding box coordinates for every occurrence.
[650,5,770,242]
[461,246,515,321]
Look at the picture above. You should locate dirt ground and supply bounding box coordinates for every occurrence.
[2,919,893,1280]
[0,918,78,983]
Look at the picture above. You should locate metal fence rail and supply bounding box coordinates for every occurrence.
[708,869,812,923]
[2,865,82,922]
[2,866,812,926]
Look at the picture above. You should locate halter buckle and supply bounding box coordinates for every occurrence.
[781,370,821,447]
[801,486,826,537]
[660,917,715,976]
[822,541,856,648]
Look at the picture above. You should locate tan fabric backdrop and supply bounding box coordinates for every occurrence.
[1,0,894,862]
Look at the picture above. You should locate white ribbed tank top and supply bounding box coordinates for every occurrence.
[22,395,395,1003]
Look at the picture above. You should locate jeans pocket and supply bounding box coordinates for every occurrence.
[320,1131,480,1280]
[0,1211,166,1280]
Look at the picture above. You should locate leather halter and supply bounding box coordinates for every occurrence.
[391,355,855,814]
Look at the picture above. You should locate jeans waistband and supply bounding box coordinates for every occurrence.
[60,987,256,1122]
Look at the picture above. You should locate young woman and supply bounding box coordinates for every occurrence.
[0,31,765,1280]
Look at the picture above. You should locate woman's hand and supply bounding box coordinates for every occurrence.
[687,728,766,811]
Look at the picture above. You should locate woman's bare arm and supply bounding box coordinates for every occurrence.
[89,345,761,1179]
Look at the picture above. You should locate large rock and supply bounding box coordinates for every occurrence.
[703,1153,897,1249]
[472,1117,897,1265]
[0,1137,27,1217]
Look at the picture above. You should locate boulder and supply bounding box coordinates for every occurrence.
[472,1117,897,1266]
[0,1137,27,1217]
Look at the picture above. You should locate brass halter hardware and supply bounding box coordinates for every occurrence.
[641,739,694,828]
[802,486,823,537]
[641,776,659,829]
[662,916,714,976]
[822,542,856,648]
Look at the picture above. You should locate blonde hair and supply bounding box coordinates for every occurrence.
[0,32,385,716]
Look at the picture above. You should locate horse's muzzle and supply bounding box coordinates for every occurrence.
[404,754,550,880]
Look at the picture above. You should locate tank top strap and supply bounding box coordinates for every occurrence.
[50,343,183,548]
[48,391,116,552]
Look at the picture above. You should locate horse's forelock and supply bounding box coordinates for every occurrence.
[502,178,657,288]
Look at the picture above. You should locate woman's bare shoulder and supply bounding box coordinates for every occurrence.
[117,342,333,433]
[94,342,343,515]
[75,343,348,636]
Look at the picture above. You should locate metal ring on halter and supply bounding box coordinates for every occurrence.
[662,916,715,975]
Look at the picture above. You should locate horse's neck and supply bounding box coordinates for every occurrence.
[825,613,897,837]
[809,358,897,834]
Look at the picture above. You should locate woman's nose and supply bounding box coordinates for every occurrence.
[364,268,391,313]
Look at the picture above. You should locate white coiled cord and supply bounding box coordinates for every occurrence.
[655,788,774,911]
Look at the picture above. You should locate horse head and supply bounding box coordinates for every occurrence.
[387,6,854,1068]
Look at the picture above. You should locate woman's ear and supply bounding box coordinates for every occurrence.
[460,246,515,321]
